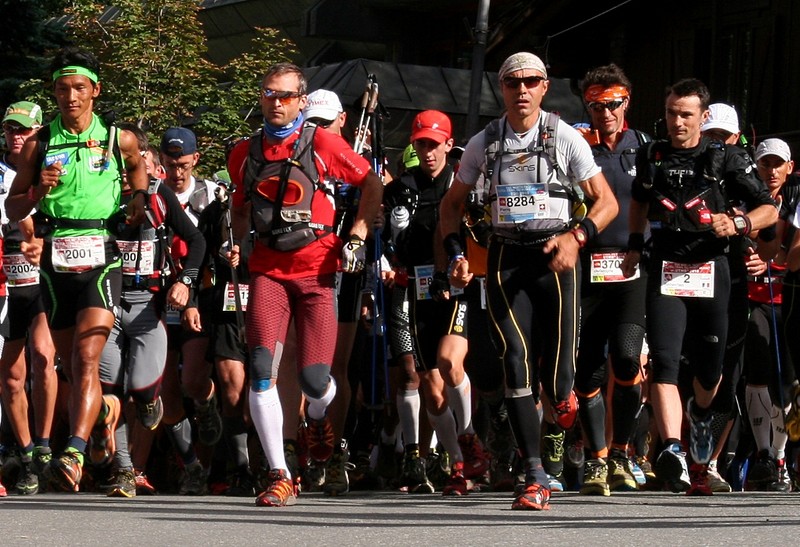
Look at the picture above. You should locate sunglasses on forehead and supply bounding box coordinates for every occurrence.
[502,76,546,89]
[262,88,303,105]
[587,100,625,113]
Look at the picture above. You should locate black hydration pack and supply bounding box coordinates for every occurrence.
[644,139,731,233]
[243,123,335,251]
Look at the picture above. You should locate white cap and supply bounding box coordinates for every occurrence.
[303,89,343,122]
[755,138,792,162]
[498,52,548,81]
[702,103,739,135]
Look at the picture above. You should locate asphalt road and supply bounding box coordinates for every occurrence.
[1,490,799,546]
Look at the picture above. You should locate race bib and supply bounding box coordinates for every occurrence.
[223,282,249,312]
[165,302,182,325]
[660,260,714,298]
[51,235,105,273]
[492,183,549,226]
[118,240,155,276]
[3,253,39,287]
[413,264,463,301]
[590,251,639,283]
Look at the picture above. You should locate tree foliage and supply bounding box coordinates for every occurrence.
[15,0,298,176]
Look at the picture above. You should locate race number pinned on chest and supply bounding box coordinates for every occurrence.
[223,282,249,312]
[117,240,155,276]
[492,183,549,226]
[590,251,639,283]
[660,260,714,298]
[51,235,105,273]
[3,253,40,287]
[413,265,463,301]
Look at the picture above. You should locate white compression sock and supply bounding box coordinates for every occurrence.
[427,409,462,462]
[397,389,420,446]
[249,388,289,477]
[446,374,474,436]
[306,376,337,421]
[745,385,773,453]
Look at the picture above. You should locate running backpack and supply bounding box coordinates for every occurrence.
[243,122,335,252]
[33,113,127,236]
[480,112,585,229]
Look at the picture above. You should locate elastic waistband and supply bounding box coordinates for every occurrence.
[491,231,561,247]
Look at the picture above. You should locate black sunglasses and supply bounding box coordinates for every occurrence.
[587,100,625,113]
[502,76,546,89]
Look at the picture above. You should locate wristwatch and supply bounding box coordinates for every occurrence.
[571,227,588,248]
[178,275,193,288]
[732,215,749,235]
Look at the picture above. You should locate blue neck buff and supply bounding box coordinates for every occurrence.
[263,112,304,140]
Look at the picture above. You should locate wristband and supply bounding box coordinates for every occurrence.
[732,214,751,236]
[443,232,463,260]
[627,233,645,252]
[578,217,598,242]
[132,188,148,200]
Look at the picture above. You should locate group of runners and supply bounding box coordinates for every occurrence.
[0,46,799,511]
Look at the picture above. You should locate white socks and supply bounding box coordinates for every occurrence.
[249,387,288,477]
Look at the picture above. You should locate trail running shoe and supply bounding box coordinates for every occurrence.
[323,444,354,496]
[107,468,137,498]
[542,429,565,478]
[706,461,732,493]
[0,478,6,497]
[458,433,491,480]
[746,450,778,491]
[47,451,83,493]
[425,449,450,490]
[305,416,335,464]
[32,447,52,482]
[512,482,551,511]
[134,470,157,495]
[553,391,578,430]
[769,459,792,492]
[137,396,164,431]
[255,469,297,507]
[14,454,39,495]
[686,398,714,465]
[686,463,713,496]
[580,458,610,496]
[442,461,468,496]
[399,449,434,494]
[655,443,690,493]
[608,451,638,491]
[226,466,256,497]
[90,394,121,465]
[179,461,208,495]
[194,390,223,446]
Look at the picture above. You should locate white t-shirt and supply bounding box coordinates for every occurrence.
[457,112,600,232]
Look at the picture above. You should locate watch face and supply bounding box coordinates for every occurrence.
[180,276,192,285]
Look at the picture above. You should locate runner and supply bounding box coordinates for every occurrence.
[4,47,149,492]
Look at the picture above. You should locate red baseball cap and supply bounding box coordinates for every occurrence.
[410,110,452,144]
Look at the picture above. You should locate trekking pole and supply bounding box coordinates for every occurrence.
[766,261,786,411]
[353,74,379,156]
[216,180,247,347]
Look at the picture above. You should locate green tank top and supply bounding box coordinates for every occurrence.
[40,113,122,237]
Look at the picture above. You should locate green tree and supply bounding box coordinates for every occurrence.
[17,0,298,175]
